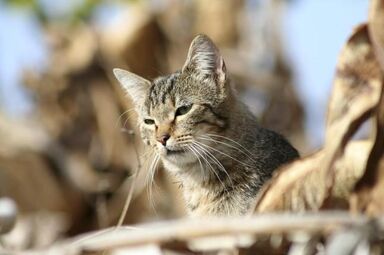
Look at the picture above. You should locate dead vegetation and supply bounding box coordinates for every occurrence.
[1,0,384,254]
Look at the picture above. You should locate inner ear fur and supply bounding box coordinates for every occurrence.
[182,34,226,85]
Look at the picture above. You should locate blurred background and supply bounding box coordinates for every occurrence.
[0,0,368,251]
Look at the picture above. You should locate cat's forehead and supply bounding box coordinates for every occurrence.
[143,70,210,118]
[147,71,183,107]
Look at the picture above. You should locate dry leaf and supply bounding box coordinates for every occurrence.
[350,0,384,215]
[254,24,383,212]
[368,0,384,69]
[321,24,383,204]
[254,140,372,212]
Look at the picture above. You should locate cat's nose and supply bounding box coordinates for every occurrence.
[157,134,170,146]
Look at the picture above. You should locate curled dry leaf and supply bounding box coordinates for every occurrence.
[321,24,383,205]
[367,0,384,69]
[254,140,372,212]
[350,0,384,215]
[254,24,383,212]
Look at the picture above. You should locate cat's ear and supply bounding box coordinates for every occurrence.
[182,34,226,86]
[113,68,150,105]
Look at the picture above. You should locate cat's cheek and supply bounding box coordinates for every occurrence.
[157,146,168,156]
[139,128,155,147]
[142,138,150,146]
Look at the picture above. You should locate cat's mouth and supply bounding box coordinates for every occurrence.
[157,144,189,158]
[165,148,186,155]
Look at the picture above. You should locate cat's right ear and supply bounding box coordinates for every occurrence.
[182,34,226,86]
[113,68,150,105]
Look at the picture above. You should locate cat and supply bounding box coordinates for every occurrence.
[113,34,299,217]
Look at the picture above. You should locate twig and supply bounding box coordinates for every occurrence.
[99,129,142,255]
[116,129,142,227]
[75,212,382,251]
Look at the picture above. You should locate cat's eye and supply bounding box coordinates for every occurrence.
[175,104,193,116]
[144,119,155,125]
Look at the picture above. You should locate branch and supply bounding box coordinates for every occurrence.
[70,212,381,251]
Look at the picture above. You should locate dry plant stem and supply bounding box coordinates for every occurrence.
[96,194,109,228]
[99,130,141,255]
[116,130,142,227]
[77,212,382,251]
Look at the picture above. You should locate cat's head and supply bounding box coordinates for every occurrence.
[114,35,233,166]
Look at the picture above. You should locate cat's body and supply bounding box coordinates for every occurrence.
[114,35,299,217]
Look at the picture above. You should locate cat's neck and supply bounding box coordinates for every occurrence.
[175,156,255,216]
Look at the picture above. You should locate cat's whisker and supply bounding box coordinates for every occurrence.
[199,135,257,164]
[194,142,241,213]
[122,112,137,131]
[193,141,241,192]
[145,152,155,203]
[150,155,160,203]
[190,144,228,194]
[115,108,137,129]
[202,133,256,160]
[145,153,160,212]
[187,145,206,183]
[150,156,161,212]
[195,140,254,169]
[193,142,227,176]
[140,147,156,160]
[192,142,234,192]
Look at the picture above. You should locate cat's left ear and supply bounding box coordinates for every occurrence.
[182,34,226,86]
[113,68,150,106]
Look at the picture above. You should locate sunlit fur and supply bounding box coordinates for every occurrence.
[114,35,299,216]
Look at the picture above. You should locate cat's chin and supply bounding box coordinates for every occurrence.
[158,147,195,165]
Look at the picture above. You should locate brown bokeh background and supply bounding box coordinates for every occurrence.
[0,0,320,249]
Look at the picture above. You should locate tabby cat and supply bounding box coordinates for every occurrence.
[113,35,299,217]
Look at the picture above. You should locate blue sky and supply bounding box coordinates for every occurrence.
[284,0,368,146]
[0,0,369,147]
[0,3,47,115]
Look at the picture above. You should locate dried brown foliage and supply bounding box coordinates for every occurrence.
[2,0,384,254]
[253,0,384,215]
[351,0,384,215]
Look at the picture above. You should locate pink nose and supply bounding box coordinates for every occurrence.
[157,134,170,146]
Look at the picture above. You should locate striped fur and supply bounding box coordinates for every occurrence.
[114,35,299,217]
